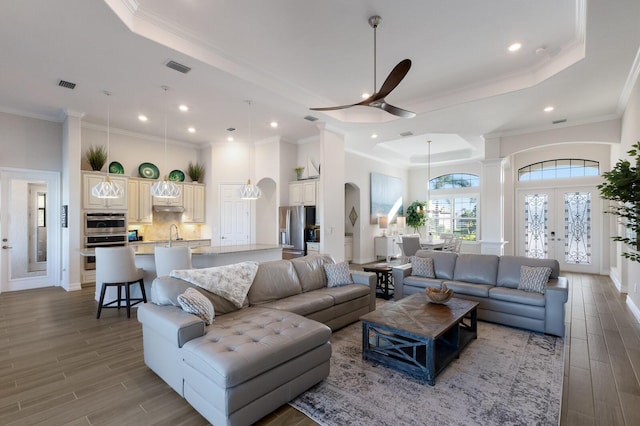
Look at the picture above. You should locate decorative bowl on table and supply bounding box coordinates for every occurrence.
[425,283,454,304]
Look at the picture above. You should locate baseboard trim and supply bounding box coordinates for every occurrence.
[626,295,640,323]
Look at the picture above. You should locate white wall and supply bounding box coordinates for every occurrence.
[0,112,62,171]
[81,126,199,179]
[344,151,408,263]
[620,69,640,311]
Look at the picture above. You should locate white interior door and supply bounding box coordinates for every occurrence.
[219,184,250,246]
[1,169,60,292]
[517,186,601,273]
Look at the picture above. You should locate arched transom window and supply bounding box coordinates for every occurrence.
[518,159,599,181]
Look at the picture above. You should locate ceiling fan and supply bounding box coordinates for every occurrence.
[311,15,416,119]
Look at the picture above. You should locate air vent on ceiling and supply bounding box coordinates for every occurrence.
[165,60,191,74]
[399,131,414,137]
[226,127,236,132]
[58,79,76,90]
[552,119,567,124]
[304,115,318,122]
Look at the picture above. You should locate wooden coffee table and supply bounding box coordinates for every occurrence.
[360,293,478,385]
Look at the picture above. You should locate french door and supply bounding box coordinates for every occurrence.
[517,185,601,273]
[0,169,60,292]
[219,184,250,246]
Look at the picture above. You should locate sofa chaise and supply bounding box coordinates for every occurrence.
[392,250,569,337]
[137,254,376,426]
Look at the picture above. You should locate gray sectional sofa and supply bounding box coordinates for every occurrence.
[137,254,376,426]
[392,250,569,337]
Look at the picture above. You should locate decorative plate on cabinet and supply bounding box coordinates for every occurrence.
[169,169,185,182]
[109,161,124,174]
[138,162,160,179]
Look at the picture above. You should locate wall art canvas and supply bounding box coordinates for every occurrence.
[370,172,403,224]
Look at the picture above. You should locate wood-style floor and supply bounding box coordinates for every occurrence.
[0,271,639,425]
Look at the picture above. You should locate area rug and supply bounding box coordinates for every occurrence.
[290,320,564,426]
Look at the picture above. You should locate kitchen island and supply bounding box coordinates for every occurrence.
[81,244,283,302]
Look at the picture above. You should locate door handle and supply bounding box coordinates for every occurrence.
[2,245,13,249]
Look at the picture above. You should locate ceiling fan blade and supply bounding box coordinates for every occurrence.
[379,102,416,118]
[310,103,358,111]
[374,59,412,100]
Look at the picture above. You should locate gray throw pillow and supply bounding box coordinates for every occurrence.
[518,265,552,294]
[411,256,435,278]
[324,261,354,287]
[177,287,215,325]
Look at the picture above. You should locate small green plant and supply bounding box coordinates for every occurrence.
[406,200,426,235]
[187,161,205,183]
[294,166,305,180]
[85,145,108,171]
[598,141,640,263]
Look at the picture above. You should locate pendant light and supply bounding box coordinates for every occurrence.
[150,86,181,198]
[92,91,124,199]
[240,100,262,200]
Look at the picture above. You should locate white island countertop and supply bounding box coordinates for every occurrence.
[79,244,282,256]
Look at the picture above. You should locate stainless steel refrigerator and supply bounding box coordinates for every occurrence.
[279,206,316,259]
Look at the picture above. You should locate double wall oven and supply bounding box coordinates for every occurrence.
[84,212,128,270]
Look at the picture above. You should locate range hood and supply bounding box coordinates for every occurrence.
[153,205,185,213]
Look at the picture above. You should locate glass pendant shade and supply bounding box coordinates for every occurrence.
[151,85,181,199]
[92,92,124,199]
[240,179,262,200]
[92,176,124,198]
[150,178,181,198]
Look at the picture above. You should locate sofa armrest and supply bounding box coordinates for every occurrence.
[544,276,569,337]
[392,264,413,300]
[137,302,205,348]
[352,270,377,312]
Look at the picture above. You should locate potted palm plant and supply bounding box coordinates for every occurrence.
[598,141,640,263]
[187,161,205,183]
[85,145,108,171]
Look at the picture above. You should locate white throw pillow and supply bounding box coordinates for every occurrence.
[324,261,354,287]
[177,287,215,325]
[518,266,552,294]
[411,256,435,278]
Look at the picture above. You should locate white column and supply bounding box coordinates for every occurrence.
[61,110,84,291]
[479,157,507,255]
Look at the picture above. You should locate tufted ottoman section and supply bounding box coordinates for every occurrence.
[181,307,331,425]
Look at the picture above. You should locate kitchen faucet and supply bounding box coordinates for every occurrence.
[169,224,179,247]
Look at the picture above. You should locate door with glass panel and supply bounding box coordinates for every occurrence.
[0,169,60,292]
[517,186,600,273]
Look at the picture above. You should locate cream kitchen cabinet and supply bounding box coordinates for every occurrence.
[183,183,205,223]
[127,178,153,224]
[289,179,317,206]
[82,172,128,210]
[152,183,184,206]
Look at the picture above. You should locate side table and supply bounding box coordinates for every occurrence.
[362,263,394,300]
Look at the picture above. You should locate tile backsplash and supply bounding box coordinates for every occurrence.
[129,212,202,241]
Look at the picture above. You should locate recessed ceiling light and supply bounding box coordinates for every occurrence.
[270,121,278,128]
[188,127,196,133]
[508,42,522,52]
[227,136,234,142]
[179,105,189,112]
[362,93,370,99]
[371,133,378,139]
[138,115,148,122]
[544,106,555,112]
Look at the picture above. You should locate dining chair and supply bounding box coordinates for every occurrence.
[401,236,422,262]
[154,246,193,277]
[96,246,146,319]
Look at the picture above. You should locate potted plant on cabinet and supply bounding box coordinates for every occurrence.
[187,161,205,183]
[85,145,108,171]
[406,200,426,236]
[598,141,640,263]
[294,166,305,180]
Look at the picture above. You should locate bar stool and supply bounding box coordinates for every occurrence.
[154,246,193,277]
[96,246,146,319]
